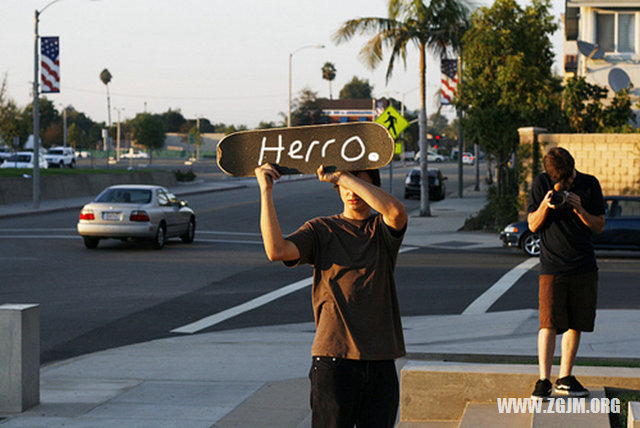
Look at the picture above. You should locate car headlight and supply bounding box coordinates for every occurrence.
[503,225,519,233]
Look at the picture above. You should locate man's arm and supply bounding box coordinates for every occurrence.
[318,166,407,231]
[255,164,301,261]
[568,193,606,234]
[527,190,553,233]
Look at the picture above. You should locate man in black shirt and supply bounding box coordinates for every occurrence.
[527,147,605,400]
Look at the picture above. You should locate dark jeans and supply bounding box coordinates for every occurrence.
[309,357,399,428]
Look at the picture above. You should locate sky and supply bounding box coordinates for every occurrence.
[1,0,564,129]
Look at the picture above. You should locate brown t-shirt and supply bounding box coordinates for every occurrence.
[285,213,406,360]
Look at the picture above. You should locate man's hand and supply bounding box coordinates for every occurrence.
[255,163,281,192]
[316,165,345,184]
[543,190,558,210]
[567,192,584,215]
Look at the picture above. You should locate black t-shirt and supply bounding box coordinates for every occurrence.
[527,171,605,275]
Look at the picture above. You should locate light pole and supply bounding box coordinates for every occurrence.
[114,107,125,161]
[33,0,95,207]
[287,44,325,127]
[58,103,67,147]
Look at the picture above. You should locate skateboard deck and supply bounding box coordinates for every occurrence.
[216,122,394,177]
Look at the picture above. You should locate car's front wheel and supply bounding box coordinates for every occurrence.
[154,223,166,250]
[522,232,541,257]
[181,217,196,243]
[83,237,99,249]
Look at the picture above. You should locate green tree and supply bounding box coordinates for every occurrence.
[322,62,337,99]
[131,113,165,162]
[0,75,28,148]
[67,122,87,150]
[338,76,373,99]
[160,108,187,133]
[561,76,607,133]
[459,0,560,192]
[291,88,326,126]
[458,0,561,229]
[99,69,113,136]
[335,0,470,216]
[601,89,637,132]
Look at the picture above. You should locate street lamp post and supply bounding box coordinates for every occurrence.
[114,107,124,161]
[287,44,325,127]
[33,0,64,208]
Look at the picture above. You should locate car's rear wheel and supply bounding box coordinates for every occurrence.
[154,223,166,249]
[83,237,99,249]
[181,217,196,243]
[522,232,541,257]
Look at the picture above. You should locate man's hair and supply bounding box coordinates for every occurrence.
[543,147,575,182]
[355,169,381,187]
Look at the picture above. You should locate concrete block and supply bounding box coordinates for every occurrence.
[459,402,531,428]
[0,304,40,413]
[400,362,640,423]
[630,401,640,428]
[532,388,609,428]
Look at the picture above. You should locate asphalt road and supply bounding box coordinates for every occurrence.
[1,161,638,365]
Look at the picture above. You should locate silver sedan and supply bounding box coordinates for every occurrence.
[77,184,196,249]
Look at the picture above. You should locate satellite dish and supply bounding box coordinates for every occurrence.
[608,68,631,92]
[577,40,605,60]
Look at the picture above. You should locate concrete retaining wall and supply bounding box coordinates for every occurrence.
[0,171,177,205]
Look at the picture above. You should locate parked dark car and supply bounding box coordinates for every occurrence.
[404,168,447,201]
[500,196,640,256]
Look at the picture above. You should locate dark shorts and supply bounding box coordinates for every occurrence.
[539,271,598,334]
[309,357,398,428]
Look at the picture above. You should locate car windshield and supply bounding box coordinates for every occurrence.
[6,154,31,162]
[95,188,152,204]
[48,149,63,155]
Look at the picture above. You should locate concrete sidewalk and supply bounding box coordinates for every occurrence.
[1,175,638,427]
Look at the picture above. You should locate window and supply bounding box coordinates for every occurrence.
[615,199,640,217]
[596,11,636,53]
[157,190,171,207]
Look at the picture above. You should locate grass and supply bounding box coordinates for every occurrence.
[606,387,640,428]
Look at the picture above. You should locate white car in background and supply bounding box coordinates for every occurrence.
[44,146,76,168]
[120,150,149,159]
[0,151,48,169]
[415,151,446,163]
[77,184,196,249]
[462,152,475,165]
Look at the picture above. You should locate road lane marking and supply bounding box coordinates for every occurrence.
[171,276,313,334]
[0,235,78,239]
[462,257,540,315]
[171,246,418,334]
[198,230,262,236]
[195,239,262,245]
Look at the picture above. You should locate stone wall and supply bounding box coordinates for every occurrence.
[0,171,177,205]
[518,128,640,196]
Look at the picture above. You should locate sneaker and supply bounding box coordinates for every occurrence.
[554,375,590,397]
[531,378,552,400]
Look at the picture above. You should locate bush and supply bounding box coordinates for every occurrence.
[174,169,196,182]
[461,185,519,232]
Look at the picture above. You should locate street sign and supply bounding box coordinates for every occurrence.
[375,105,409,139]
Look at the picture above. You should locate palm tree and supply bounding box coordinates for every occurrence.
[321,62,337,99]
[99,68,112,153]
[335,0,469,216]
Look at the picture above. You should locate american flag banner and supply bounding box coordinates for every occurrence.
[41,36,60,93]
[441,59,458,105]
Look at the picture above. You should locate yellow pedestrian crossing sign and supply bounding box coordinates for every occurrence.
[375,105,409,139]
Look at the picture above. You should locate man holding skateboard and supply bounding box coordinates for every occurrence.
[255,163,407,428]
